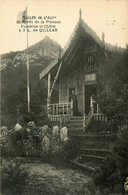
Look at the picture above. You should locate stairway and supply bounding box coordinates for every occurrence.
[70,133,116,172]
[67,116,84,135]
[67,117,116,172]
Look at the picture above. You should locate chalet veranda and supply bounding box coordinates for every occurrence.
[40,10,125,131]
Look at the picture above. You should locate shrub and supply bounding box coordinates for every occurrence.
[94,127,128,194]
[1,159,29,195]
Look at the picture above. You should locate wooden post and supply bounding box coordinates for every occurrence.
[50,62,62,97]
[83,85,85,115]
[67,104,68,115]
[56,104,59,115]
[60,116,62,129]
[97,103,99,114]
[47,73,51,117]
[48,73,51,100]
[71,99,73,118]
[26,7,30,113]
[90,96,94,114]
[83,113,86,132]
[53,104,55,115]
[83,85,86,131]
[63,104,64,115]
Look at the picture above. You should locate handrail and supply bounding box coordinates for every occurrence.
[48,102,73,118]
[83,110,94,130]
[86,110,93,121]
[49,102,71,106]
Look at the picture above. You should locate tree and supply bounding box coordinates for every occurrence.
[96,49,128,129]
[94,127,128,194]
[94,48,128,194]
[1,78,48,128]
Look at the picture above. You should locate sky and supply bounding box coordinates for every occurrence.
[0,0,128,54]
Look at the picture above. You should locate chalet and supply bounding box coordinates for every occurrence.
[40,10,124,130]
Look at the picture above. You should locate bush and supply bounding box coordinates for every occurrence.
[1,123,79,169]
[94,127,128,194]
[1,159,29,195]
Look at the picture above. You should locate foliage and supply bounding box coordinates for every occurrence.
[1,37,61,128]
[21,162,92,195]
[1,62,48,128]
[96,49,128,128]
[1,77,47,128]
[94,49,128,194]
[1,132,9,157]
[94,127,128,194]
[1,124,75,164]
[86,121,118,135]
[1,159,29,195]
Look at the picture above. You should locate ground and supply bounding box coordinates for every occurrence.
[1,158,123,195]
[1,158,96,195]
[23,162,93,195]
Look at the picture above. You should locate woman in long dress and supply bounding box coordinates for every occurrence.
[69,89,78,116]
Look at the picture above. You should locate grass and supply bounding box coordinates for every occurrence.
[1,158,123,195]
[21,162,93,195]
[1,158,94,195]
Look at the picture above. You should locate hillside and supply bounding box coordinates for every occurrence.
[1,36,61,127]
[1,36,61,92]
[0,36,61,70]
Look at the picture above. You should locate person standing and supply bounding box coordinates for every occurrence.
[69,89,78,116]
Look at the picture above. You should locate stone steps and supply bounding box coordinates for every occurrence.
[70,117,83,120]
[69,160,98,172]
[67,123,83,128]
[68,118,83,134]
[68,128,83,134]
[80,142,112,150]
[73,134,116,141]
[78,154,105,164]
[68,117,83,134]
[79,148,110,158]
[69,120,83,123]
[67,117,115,172]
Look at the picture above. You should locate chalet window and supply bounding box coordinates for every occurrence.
[86,55,95,64]
[85,54,95,71]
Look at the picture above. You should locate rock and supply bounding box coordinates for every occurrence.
[26,128,31,134]
[60,127,68,142]
[41,135,51,152]
[41,125,48,131]
[1,126,8,139]
[14,123,22,131]
[27,121,36,129]
[38,125,52,139]
[39,125,49,135]
[52,126,59,137]
[27,121,37,135]
[1,126,8,132]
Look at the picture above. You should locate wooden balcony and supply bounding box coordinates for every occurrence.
[47,98,107,130]
[47,101,73,122]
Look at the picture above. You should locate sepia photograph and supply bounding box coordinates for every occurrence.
[0,0,128,194]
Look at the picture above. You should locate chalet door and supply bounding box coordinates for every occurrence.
[85,85,96,115]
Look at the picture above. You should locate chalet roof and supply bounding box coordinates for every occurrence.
[40,11,125,79]
[39,59,58,79]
